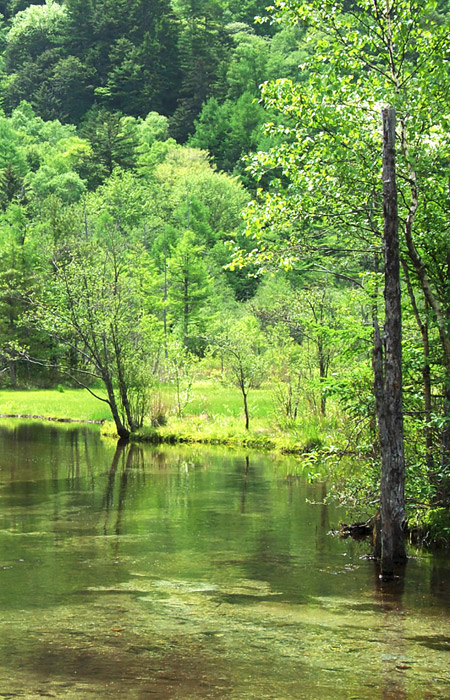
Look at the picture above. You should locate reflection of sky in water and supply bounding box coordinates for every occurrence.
[0,419,449,699]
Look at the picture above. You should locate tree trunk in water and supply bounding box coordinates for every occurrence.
[111,327,137,432]
[378,108,406,579]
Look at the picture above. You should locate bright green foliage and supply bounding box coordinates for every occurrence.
[5,101,91,204]
[215,314,267,429]
[86,168,151,234]
[167,230,212,351]
[0,387,112,421]
[146,144,255,300]
[235,0,450,494]
[136,112,169,148]
[30,229,162,437]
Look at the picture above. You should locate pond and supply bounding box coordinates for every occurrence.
[0,420,449,699]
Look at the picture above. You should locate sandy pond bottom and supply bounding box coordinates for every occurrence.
[0,420,449,700]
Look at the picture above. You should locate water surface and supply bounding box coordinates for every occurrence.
[0,420,449,699]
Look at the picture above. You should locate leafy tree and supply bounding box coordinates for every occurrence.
[6,101,91,204]
[0,115,27,208]
[136,112,169,148]
[86,167,150,234]
[191,92,266,173]
[224,29,270,99]
[189,97,233,170]
[0,203,37,386]
[235,0,450,575]
[65,0,180,118]
[253,276,344,416]
[216,314,266,430]
[30,230,161,438]
[5,0,68,69]
[3,0,70,116]
[225,0,276,35]
[170,0,229,141]
[165,336,197,416]
[167,229,211,351]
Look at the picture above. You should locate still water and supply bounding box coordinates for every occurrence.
[0,420,449,699]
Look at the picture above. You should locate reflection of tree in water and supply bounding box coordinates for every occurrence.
[102,442,146,536]
[429,557,450,607]
[316,481,329,557]
[372,565,408,700]
[241,455,250,514]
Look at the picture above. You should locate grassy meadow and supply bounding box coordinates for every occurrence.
[0,380,347,455]
[0,387,112,422]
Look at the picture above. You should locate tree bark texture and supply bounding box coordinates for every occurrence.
[378,108,406,578]
[103,371,130,439]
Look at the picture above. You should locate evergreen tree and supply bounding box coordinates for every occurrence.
[167,230,211,351]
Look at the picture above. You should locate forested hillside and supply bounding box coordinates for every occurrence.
[1,0,450,549]
[0,0,311,408]
[0,0,304,168]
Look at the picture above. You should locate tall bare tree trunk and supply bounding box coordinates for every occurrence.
[376,108,406,579]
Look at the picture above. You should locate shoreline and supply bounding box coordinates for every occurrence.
[0,413,105,425]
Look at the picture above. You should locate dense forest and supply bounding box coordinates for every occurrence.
[1,0,450,556]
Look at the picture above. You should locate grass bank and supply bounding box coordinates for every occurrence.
[107,380,348,455]
[0,388,112,423]
[0,383,348,456]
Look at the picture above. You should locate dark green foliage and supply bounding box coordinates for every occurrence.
[169,0,230,141]
[5,0,181,123]
[0,0,292,178]
[225,0,277,35]
[79,107,138,186]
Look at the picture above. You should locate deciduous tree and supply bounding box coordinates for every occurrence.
[235,0,450,575]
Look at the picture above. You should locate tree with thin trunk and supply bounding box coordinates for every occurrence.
[29,231,160,439]
[216,315,266,431]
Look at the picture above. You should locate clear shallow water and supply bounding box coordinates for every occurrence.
[0,421,449,699]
